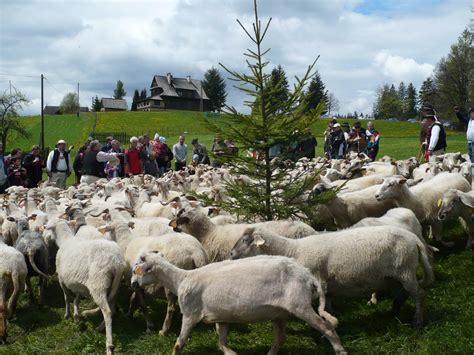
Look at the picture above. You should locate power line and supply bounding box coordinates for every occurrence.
[0,72,39,79]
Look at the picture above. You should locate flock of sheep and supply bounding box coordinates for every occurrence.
[0,150,473,354]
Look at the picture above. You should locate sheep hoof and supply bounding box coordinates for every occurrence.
[64,313,71,320]
[158,329,168,336]
[106,344,115,355]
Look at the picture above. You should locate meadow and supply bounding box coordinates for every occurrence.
[1,111,473,354]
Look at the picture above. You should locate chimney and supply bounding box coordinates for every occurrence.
[166,73,172,85]
[186,75,191,83]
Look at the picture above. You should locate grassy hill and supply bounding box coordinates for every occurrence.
[9,111,468,160]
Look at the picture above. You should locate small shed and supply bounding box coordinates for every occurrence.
[100,98,128,111]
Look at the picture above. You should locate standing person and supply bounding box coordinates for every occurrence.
[124,137,142,177]
[366,121,380,161]
[329,124,346,159]
[73,144,88,185]
[323,120,336,158]
[46,139,71,189]
[211,134,228,168]
[105,139,124,178]
[454,106,474,163]
[23,145,45,188]
[81,140,122,184]
[157,137,173,176]
[173,136,188,171]
[101,136,113,152]
[140,134,159,177]
[6,148,22,167]
[7,157,27,187]
[424,110,446,161]
[191,138,210,165]
[298,128,317,159]
[0,143,9,193]
[347,122,368,154]
[342,122,351,155]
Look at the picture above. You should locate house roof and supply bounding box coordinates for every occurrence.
[101,98,128,110]
[150,75,210,100]
[43,106,89,114]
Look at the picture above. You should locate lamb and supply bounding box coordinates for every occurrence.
[437,188,474,248]
[101,220,208,334]
[230,226,434,326]
[0,241,27,344]
[170,209,316,262]
[375,172,471,244]
[131,252,345,355]
[46,218,125,355]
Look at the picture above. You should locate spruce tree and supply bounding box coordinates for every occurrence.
[267,64,289,114]
[140,88,147,100]
[418,77,438,109]
[306,71,328,113]
[113,80,126,99]
[202,67,227,112]
[406,83,418,117]
[92,95,102,112]
[201,0,331,222]
[131,89,140,111]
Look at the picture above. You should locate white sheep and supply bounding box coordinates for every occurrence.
[230,225,434,326]
[131,253,346,355]
[46,219,125,355]
[0,241,27,344]
[171,209,316,262]
[375,172,471,244]
[437,188,474,248]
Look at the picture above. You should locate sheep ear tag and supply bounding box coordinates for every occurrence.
[133,265,145,276]
[437,199,442,208]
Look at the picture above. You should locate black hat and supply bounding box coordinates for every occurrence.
[191,138,198,145]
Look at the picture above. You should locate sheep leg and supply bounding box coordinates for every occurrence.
[0,293,6,344]
[73,295,81,320]
[172,316,198,355]
[391,289,409,317]
[93,295,114,355]
[268,319,286,355]
[216,323,236,355]
[7,273,22,319]
[82,307,101,317]
[294,308,346,354]
[38,276,46,306]
[432,222,454,247]
[25,276,35,304]
[459,213,474,249]
[159,288,177,336]
[59,282,72,320]
[126,291,138,318]
[136,289,155,333]
[367,292,378,305]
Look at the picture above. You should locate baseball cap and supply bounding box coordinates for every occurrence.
[57,139,66,144]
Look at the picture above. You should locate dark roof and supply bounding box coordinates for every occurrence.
[43,106,89,114]
[150,75,210,100]
[101,98,128,110]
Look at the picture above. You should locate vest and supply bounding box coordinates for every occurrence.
[428,122,447,151]
[82,151,104,177]
[51,149,70,172]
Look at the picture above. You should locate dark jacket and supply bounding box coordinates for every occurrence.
[23,153,45,188]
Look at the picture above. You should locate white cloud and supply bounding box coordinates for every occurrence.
[373,50,435,82]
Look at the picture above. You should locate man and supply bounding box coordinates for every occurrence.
[329,123,346,159]
[157,137,173,176]
[454,106,474,163]
[140,134,159,177]
[424,109,446,161]
[191,138,210,165]
[173,136,188,171]
[81,140,122,184]
[211,135,227,168]
[366,122,380,161]
[298,128,317,159]
[124,137,142,176]
[0,143,8,193]
[347,122,368,154]
[46,139,71,189]
[23,145,45,188]
[101,136,113,152]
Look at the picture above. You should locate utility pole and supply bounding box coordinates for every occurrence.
[40,74,44,150]
[200,83,203,112]
[77,82,80,118]
[9,80,11,95]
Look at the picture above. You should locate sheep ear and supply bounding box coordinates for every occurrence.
[7,216,16,222]
[398,178,407,185]
[133,265,145,275]
[28,214,37,220]
[254,235,265,246]
[128,221,135,229]
[459,193,474,208]
[169,219,178,228]
[97,225,108,234]
[189,201,200,208]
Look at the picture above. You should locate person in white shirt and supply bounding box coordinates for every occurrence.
[173,136,188,171]
[46,139,71,189]
[424,112,446,161]
[455,106,474,163]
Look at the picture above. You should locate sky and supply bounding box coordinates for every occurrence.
[0,0,471,116]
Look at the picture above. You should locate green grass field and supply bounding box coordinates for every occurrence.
[2,111,473,354]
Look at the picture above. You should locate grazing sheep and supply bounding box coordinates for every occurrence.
[230,226,434,326]
[0,241,27,344]
[131,252,346,355]
[46,219,125,355]
[438,189,474,248]
[375,172,471,244]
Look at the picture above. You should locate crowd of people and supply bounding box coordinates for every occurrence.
[323,120,380,161]
[2,104,474,192]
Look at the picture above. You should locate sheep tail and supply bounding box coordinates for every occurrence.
[417,242,435,287]
[28,253,49,279]
[107,266,124,304]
